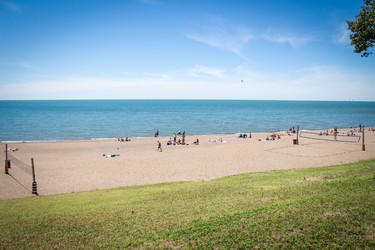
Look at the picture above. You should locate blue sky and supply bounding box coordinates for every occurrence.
[1,0,374,100]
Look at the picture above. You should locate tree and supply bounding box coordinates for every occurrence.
[347,0,375,57]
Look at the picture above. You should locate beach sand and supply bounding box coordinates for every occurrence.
[1,129,374,200]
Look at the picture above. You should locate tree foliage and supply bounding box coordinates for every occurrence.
[347,0,375,57]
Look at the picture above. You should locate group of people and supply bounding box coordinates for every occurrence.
[319,130,336,136]
[130,124,375,153]
[346,126,375,136]
[156,130,194,151]
[118,137,131,142]
[265,133,281,141]
[340,125,375,137]
[317,125,375,137]
[238,132,252,138]
[167,131,187,145]
[347,130,356,136]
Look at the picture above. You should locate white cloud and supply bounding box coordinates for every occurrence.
[286,65,375,100]
[1,64,374,101]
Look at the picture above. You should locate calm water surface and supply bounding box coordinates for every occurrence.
[0,100,374,141]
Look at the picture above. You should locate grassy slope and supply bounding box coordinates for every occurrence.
[0,159,374,249]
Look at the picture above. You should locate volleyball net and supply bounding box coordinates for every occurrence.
[299,129,361,143]
[4,145,38,196]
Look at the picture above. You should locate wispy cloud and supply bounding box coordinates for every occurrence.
[0,1,21,12]
[334,22,351,44]
[262,30,313,48]
[185,65,227,80]
[186,24,254,61]
[186,20,313,61]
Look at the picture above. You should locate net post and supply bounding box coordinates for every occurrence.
[4,144,9,175]
[31,158,38,196]
[362,126,365,151]
[292,125,299,145]
[296,125,299,145]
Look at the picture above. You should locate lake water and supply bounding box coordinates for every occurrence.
[1,100,374,141]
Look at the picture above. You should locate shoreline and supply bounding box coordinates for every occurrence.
[1,128,374,200]
[0,131,271,143]
[1,127,363,144]
[0,132,264,144]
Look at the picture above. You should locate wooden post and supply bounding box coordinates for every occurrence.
[4,144,9,174]
[362,126,365,151]
[31,158,38,196]
[296,125,299,145]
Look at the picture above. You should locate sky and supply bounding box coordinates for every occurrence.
[1,0,375,101]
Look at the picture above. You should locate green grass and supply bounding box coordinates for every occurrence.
[1,159,375,249]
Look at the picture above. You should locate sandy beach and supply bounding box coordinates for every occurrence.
[1,128,374,200]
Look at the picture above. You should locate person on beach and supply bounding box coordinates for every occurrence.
[167,138,173,145]
[157,141,162,152]
[333,127,338,140]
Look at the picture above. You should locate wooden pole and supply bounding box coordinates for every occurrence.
[4,144,9,174]
[362,126,365,151]
[31,158,38,195]
[296,125,299,145]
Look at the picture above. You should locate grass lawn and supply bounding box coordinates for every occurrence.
[1,159,374,249]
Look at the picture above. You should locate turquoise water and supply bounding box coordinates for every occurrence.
[0,100,374,141]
